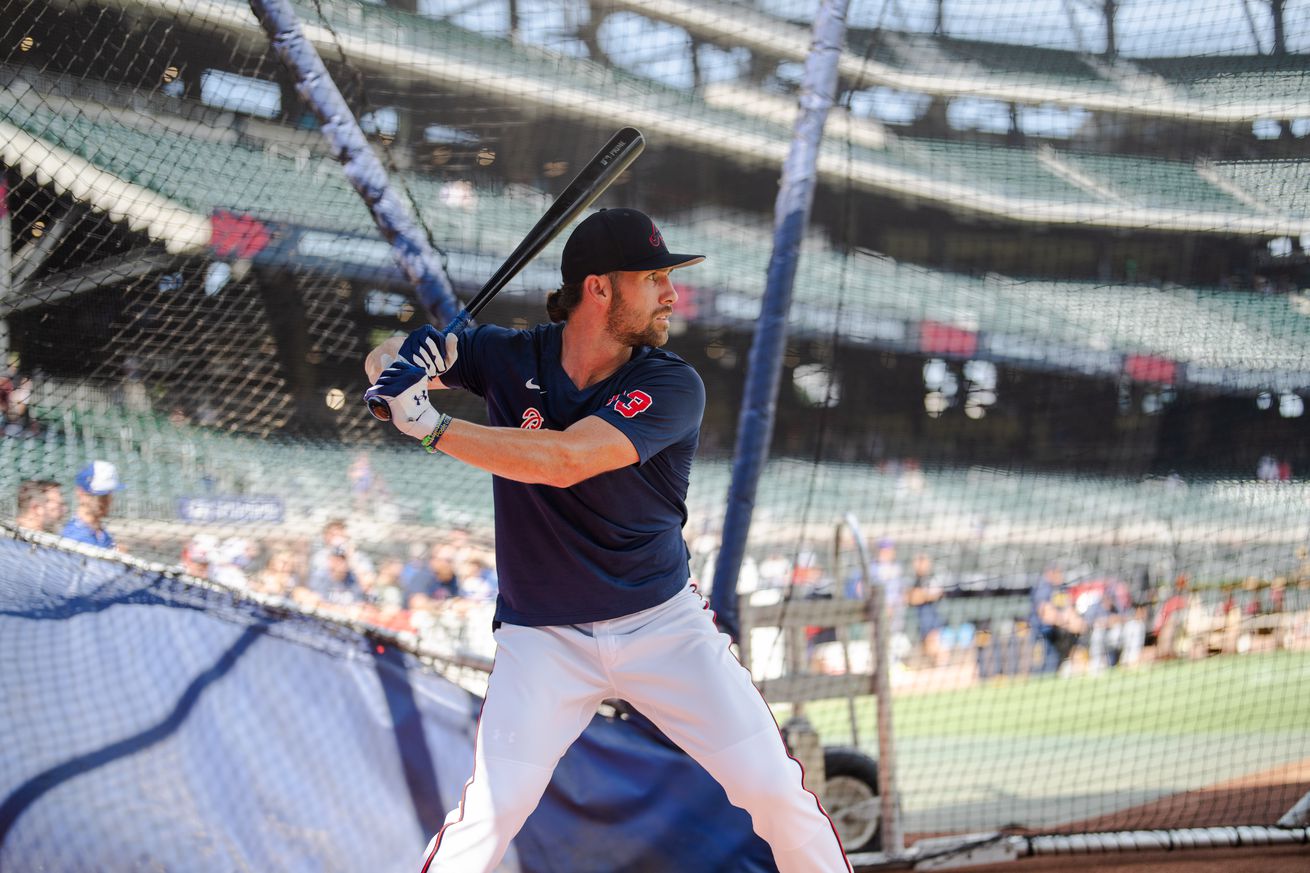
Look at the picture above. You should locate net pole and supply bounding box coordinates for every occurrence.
[843,513,904,857]
[709,0,850,638]
[247,0,461,326]
[0,175,10,366]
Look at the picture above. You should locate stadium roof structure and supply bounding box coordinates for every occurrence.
[5,73,1309,396]
[83,0,1310,237]
[609,0,1310,125]
[0,102,211,256]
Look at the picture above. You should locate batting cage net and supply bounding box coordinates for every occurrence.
[3,0,1309,866]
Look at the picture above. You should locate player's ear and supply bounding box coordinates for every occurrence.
[582,272,611,303]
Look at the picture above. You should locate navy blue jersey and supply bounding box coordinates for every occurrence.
[440,321,703,626]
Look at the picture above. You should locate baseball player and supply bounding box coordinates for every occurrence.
[368,208,851,872]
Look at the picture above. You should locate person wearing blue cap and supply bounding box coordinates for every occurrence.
[61,460,123,550]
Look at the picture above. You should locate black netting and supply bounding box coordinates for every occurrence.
[3,0,1309,852]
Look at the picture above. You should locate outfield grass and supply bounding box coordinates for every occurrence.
[788,652,1310,833]
[891,651,1310,737]
[794,650,1310,741]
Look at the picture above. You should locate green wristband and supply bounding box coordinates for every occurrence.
[421,413,453,454]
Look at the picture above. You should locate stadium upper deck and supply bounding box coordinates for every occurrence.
[611,0,1310,124]
[58,0,1310,236]
[4,64,1309,394]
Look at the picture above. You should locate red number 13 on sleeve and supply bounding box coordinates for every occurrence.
[613,390,653,418]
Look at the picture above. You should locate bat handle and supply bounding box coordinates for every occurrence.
[445,309,471,335]
[365,308,472,422]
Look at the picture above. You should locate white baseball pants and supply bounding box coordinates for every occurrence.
[421,584,851,873]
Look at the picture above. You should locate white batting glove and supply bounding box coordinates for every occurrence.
[399,325,459,381]
[367,360,441,440]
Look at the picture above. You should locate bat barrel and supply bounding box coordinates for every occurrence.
[366,127,645,421]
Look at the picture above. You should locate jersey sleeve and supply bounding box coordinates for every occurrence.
[593,360,705,464]
[436,324,496,397]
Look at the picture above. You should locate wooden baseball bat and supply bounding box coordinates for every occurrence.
[365,127,645,397]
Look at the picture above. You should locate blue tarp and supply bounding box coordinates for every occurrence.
[0,538,776,872]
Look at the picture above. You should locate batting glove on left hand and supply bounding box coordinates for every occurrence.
[399,325,459,381]
[365,360,441,440]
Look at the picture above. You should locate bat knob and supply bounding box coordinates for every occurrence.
[364,392,392,422]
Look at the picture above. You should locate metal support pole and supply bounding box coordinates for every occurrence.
[843,512,903,857]
[1279,790,1310,827]
[248,0,460,326]
[1,172,11,368]
[710,0,851,639]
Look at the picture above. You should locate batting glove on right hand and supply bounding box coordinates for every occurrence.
[365,360,441,440]
[399,325,459,381]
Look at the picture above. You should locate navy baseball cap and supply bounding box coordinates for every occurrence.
[75,460,123,495]
[561,208,704,284]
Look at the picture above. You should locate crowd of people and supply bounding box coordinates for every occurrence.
[13,459,500,650]
[16,460,124,549]
[735,534,1308,686]
[13,460,1308,680]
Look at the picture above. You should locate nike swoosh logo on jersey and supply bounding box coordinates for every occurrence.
[526,378,543,392]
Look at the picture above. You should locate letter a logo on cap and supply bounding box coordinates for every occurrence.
[649,221,663,249]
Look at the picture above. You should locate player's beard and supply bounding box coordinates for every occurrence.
[605,284,671,348]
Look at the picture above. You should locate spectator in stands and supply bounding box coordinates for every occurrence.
[457,553,499,602]
[399,541,437,597]
[339,556,409,631]
[1030,564,1084,674]
[1257,454,1287,482]
[907,552,947,667]
[1084,582,1145,673]
[370,557,407,611]
[309,518,375,589]
[181,534,216,580]
[1153,573,1191,660]
[305,545,364,606]
[61,460,123,550]
[403,544,460,609]
[4,374,36,437]
[229,537,267,577]
[210,537,254,588]
[1267,577,1287,615]
[254,549,301,597]
[15,479,65,533]
[874,538,908,656]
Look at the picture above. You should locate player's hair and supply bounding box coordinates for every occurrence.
[546,282,582,323]
[17,479,60,514]
[546,272,621,322]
